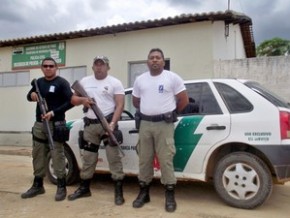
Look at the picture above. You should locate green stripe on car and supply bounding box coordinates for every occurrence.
[174,116,204,171]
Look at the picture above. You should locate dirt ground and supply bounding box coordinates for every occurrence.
[1,147,290,218]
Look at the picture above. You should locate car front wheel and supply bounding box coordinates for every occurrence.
[46,144,79,185]
[214,152,273,209]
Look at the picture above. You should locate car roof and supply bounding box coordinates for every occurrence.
[125,78,250,92]
[183,78,248,84]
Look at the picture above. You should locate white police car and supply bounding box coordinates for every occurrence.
[46,78,290,209]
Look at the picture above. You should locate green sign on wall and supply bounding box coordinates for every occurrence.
[12,41,66,69]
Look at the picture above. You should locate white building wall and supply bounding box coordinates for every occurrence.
[212,22,245,60]
[64,22,217,82]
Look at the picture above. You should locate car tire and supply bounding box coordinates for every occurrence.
[213,152,273,209]
[46,144,79,185]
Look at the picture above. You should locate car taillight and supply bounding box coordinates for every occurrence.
[280,111,290,139]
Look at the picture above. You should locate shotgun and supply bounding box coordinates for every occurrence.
[33,79,54,150]
[71,80,124,157]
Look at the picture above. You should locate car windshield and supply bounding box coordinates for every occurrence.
[245,81,290,108]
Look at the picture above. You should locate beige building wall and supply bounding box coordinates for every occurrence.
[0,20,246,145]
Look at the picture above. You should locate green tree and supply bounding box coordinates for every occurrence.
[256,37,290,56]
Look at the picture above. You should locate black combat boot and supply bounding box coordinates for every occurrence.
[55,178,67,201]
[165,184,177,212]
[114,180,125,205]
[132,181,150,208]
[67,179,91,201]
[21,176,45,199]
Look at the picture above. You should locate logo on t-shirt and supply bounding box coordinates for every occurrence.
[159,85,164,93]
[102,86,109,94]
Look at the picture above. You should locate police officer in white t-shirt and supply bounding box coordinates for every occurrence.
[132,48,189,212]
[67,56,125,206]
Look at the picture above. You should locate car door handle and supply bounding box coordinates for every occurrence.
[206,125,226,130]
[129,129,139,134]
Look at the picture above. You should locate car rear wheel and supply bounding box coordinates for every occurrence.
[214,152,272,209]
[46,144,79,185]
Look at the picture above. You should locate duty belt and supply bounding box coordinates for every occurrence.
[83,113,113,126]
[140,113,164,122]
[54,120,66,126]
[83,117,101,125]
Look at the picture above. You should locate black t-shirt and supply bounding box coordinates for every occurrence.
[27,76,73,122]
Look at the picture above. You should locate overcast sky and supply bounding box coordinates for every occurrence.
[1,0,289,45]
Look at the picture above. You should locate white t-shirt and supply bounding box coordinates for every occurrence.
[80,75,124,118]
[132,70,185,115]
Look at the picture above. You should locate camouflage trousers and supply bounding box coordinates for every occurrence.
[80,123,125,181]
[32,121,66,179]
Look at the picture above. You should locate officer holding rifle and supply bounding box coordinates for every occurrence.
[21,57,73,201]
[67,55,126,206]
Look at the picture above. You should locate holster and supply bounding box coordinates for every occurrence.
[78,130,99,153]
[163,110,178,123]
[78,130,85,149]
[135,110,141,129]
[53,121,70,142]
[103,126,123,147]
[111,129,123,145]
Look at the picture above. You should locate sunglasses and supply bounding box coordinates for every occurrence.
[42,65,55,68]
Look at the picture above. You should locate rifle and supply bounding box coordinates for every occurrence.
[32,79,54,150]
[71,80,125,157]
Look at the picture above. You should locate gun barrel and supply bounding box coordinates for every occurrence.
[44,120,54,150]
[33,78,55,150]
